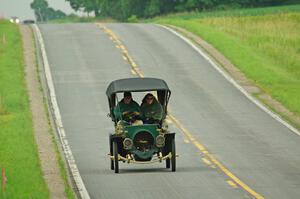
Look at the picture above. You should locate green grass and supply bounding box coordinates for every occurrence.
[0,20,49,198]
[148,4,300,21]
[150,5,300,122]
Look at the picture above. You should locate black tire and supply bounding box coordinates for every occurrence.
[166,158,170,168]
[113,141,119,173]
[109,136,114,170]
[171,138,176,172]
[164,137,171,169]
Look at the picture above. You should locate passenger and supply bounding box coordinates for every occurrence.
[114,92,141,123]
[141,93,163,124]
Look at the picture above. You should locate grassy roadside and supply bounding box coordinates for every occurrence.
[32,25,76,199]
[148,4,300,21]
[150,5,300,128]
[0,20,49,198]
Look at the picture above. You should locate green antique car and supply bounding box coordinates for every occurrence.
[106,78,176,173]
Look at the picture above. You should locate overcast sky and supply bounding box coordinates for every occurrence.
[0,0,75,20]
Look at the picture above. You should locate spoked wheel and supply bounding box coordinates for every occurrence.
[171,138,176,172]
[113,141,119,173]
[109,135,114,170]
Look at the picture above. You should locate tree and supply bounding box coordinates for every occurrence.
[159,0,177,14]
[66,0,102,17]
[145,0,160,17]
[31,0,67,21]
[65,0,297,20]
[30,0,48,22]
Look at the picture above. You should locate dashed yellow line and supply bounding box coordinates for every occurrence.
[120,45,126,50]
[227,180,238,189]
[97,23,264,199]
[131,69,137,75]
[98,24,145,78]
[202,157,212,166]
[122,55,128,61]
[168,114,264,199]
[183,139,190,143]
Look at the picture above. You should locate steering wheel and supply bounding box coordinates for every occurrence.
[144,117,160,124]
[122,111,140,122]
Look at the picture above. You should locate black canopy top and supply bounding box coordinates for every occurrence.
[106,78,170,97]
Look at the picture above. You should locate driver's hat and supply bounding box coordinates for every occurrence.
[124,92,132,98]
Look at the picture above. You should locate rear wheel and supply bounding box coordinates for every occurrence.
[109,136,114,170]
[171,138,176,172]
[113,141,119,173]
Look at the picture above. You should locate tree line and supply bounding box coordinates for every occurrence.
[31,0,67,21]
[65,0,297,21]
[30,0,298,22]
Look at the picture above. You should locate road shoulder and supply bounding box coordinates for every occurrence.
[20,24,67,199]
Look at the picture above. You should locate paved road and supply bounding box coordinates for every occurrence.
[39,23,300,199]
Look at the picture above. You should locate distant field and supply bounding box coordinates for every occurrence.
[50,16,116,23]
[151,5,300,123]
[0,20,49,198]
[150,4,300,20]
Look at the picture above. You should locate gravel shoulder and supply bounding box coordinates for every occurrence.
[20,24,67,199]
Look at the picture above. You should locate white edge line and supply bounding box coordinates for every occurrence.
[159,24,300,136]
[33,24,91,199]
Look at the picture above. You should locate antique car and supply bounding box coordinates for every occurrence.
[106,78,176,173]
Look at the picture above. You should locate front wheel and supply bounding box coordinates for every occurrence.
[113,141,119,173]
[171,138,176,172]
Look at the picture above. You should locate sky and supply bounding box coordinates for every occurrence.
[0,0,75,20]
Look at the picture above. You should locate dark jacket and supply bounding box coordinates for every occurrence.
[141,100,163,121]
[113,99,140,120]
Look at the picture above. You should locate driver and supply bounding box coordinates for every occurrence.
[114,92,141,122]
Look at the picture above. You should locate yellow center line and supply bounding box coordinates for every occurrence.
[122,55,128,61]
[168,114,264,199]
[201,157,212,166]
[97,23,264,199]
[131,62,137,67]
[183,138,190,143]
[98,23,145,78]
[131,69,137,75]
[227,180,238,189]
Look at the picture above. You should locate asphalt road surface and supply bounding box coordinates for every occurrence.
[38,23,300,199]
